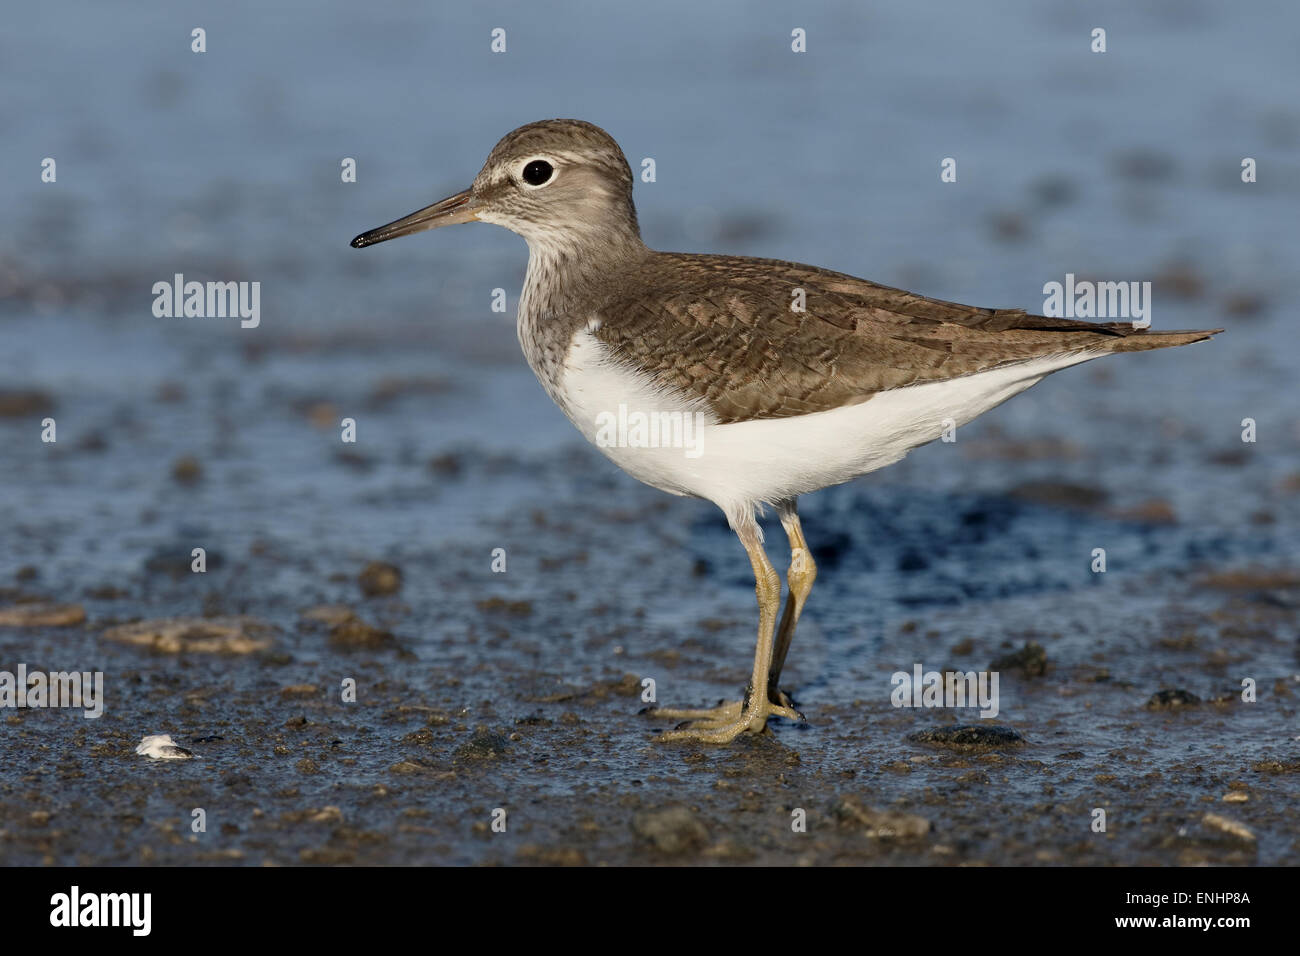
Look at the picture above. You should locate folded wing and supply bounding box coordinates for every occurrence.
[589,253,1217,424]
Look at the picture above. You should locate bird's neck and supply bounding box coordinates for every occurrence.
[516,226,647,404]
[519,225,645,317]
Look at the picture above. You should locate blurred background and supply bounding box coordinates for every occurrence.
[0,1,1296,865]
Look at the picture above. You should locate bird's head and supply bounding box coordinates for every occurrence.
[351,119,641,253]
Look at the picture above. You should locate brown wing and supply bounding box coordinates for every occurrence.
[589,252,1215,424]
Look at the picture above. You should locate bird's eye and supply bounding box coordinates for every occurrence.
[521,159,553,186]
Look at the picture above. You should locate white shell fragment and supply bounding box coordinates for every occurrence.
[135,734,194,759]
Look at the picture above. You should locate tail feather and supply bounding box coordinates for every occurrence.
[997,311,1223,352]
[1100,326,1222,352]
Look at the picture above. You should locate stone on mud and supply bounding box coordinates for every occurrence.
[102,616,274,653]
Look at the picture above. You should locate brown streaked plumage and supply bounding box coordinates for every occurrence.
[584,253,1216,424]
[351,118,1221,745]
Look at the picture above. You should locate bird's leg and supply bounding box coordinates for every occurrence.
[654,513,800,743]
[767,499,816,713]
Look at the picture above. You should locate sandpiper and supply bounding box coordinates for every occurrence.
[352,119,1219,744]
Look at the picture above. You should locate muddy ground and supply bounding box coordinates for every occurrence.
[1,361,1297,865]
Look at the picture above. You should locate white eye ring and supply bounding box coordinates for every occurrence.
[518,156,557,189]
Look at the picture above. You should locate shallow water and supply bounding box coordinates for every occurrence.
[1,0,1298,865]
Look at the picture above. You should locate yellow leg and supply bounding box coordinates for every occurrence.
[653,511,800,743]
[768,499,816,708]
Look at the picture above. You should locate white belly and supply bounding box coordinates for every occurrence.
[553,328,1102,516]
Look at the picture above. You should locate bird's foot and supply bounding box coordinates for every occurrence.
[769,686,799,713]
[649,691,803,744]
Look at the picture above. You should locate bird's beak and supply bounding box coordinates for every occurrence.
[350,188,479,248]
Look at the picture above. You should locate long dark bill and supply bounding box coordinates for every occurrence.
[350,188,478,248]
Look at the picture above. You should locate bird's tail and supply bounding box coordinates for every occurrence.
[986,310,1223,352]
[1101,325,1223,352]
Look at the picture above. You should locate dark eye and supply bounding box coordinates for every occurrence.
[522,159,553,186]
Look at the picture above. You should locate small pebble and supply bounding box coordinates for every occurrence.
[909,724,1025,751]
[632,806,708,855]
[1202,813,1255,842]
[1145,688,1201,710]
[833,796,932,839]
[171,455,203,484]
[103,616,274,654]
[0,602,86,627]
[359,561,402,597]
